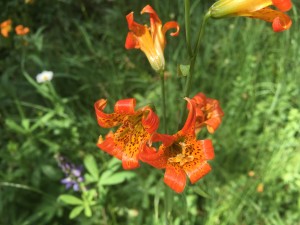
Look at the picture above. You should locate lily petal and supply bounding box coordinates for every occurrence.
[141,106,160,134]
[94,99,123,128]
[125,32,139,49]
[164,165,186,193]
[246,7,292,32]
[184,161,211,184]
[114,98,136,115]
[163,21,180,37]
[140,145,168,169]
[97,132,123,160]
[272,0,292,12]
[201,139,215,160]
[122,148,140,169]
[141,4,162,26]
[181,98,196,135]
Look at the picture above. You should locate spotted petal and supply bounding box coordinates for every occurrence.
[164,164,187,193]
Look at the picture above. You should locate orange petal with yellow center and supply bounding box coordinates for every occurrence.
[122,122,150,169]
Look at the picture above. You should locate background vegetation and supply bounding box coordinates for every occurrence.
[0,0,299,224]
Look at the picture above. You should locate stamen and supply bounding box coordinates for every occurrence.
[168,142,194,166]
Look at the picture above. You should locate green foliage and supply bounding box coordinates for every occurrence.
[1,0,299,225]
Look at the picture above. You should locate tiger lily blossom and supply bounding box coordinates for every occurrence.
[0,19,12,38]
[140,99,214,193]
[190,93,224,134]
[15,25,30,36]
[95,98,159,170]
[125,5,179,72]
[209,0,293,32]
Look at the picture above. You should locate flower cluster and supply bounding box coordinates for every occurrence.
[94,1,292,193]
[0,19,30,38]
[95,94,223,193]
[56,155,84,192]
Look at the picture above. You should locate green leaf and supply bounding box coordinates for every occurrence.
[84,174,97,183]
[100,171,136,186]
[107,158,121,172]
[84,203,92,217]
[100,170,114,180]
[69,206,84,219]
[177,64,190,77]
[84,155,99,180]
[193,187,211,198]
[59,195,83,205]
[85,189,97,202]
[5,119,26,134]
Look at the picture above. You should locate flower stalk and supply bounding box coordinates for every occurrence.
[160,70,167,133]
[179,10,211,128]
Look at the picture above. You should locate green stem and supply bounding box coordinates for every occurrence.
[184,0,192,57]
[164,185,173,225]
[179,12,210,128]
[160,71,167,133]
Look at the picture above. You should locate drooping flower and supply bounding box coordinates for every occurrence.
[209,0,293,32]
[0,19,12,38]
[125,5,179,72]
[95,98,159,170]
[190,93,224,134]
[140,99,214,193]
[15,25,30,36]
[36,71,54,83]
[56,155,84,191]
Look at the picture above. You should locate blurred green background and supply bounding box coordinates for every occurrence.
[1,0,299,224]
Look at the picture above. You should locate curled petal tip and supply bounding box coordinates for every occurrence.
[141,4,155,14]
[114,98,136,114]
[95,99,107,109]
[126,12,134,29]
[163,21,180,36]
[272,16,292,32]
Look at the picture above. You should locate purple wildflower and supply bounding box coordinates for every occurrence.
[56,155,84,192]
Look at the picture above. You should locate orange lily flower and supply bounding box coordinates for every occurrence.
[190,93,224,134]
[209,0,293,32]
[140,99,214,193]
[15,25,30,36]
[0,19,12,38]
[95,98,159,170]
[125,5,179,72]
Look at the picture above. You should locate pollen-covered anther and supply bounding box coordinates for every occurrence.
[168,142,194,166]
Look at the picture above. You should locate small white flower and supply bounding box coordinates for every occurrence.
[36,71,54,83]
